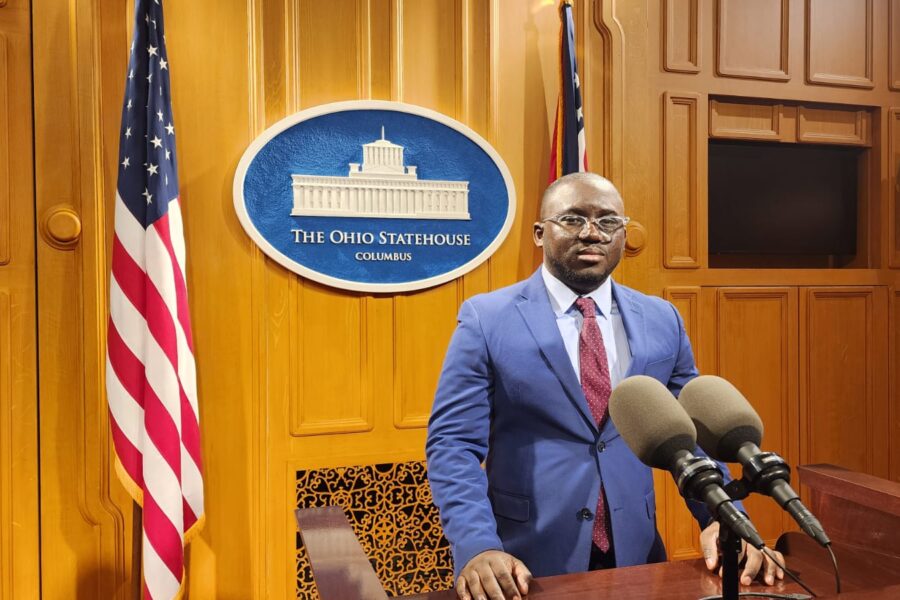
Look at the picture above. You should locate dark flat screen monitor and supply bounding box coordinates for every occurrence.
[708,140,859,255]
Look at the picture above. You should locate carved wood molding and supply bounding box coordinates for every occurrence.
[591,0,625,185]
[716,0,790,81]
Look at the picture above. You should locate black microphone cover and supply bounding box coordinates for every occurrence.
[608,376,696,469]
[678,375,763,462]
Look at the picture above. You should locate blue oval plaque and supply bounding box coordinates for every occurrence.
[233,101,516,292]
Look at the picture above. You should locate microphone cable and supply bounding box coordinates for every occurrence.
[761,547,818,598]
[826,543,841,595]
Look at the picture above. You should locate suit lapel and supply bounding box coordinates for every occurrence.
[516,271,598,434]
[613,282,647,378]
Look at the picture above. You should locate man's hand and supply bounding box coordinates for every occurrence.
[456,550,532,600]
[700,521,785,586]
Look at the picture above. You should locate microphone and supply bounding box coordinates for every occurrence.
[609,376,765,549]
[678,375,831,547]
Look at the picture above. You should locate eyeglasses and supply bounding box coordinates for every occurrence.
[541,214,630,236]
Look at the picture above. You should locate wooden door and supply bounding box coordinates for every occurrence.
[0,0,40,597]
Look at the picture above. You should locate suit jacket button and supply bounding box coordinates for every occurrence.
[597,441,606,453]
[578,508,594,520]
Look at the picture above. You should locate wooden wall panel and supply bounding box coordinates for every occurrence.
[709,100,788,141]
[797,106,870,146]
[661,287,702,559]
[286,1,374,439]
[297,0,363,105]
[0,34,7,266]
[807,0,874,88]
[890,109,900,268]
[0,0,39,597]
[892,0,900,91]
[894,290,900,482]
[716,288,798,545]
[716,0,789,81]
[664,0,699,74]
[290,282,373,435]
[663,92,700,269]
[800,288,889,477]
[0,290,10,599]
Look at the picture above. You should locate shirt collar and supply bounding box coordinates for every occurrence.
[541,265,613,318]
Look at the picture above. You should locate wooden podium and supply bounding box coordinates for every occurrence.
[295,465,900,599]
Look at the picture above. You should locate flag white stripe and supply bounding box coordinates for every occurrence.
[115,192,147,271]
[181,447,204,518]
[106,355,145,448]
[142,535,182,599]
[167,198,188,280]
[109,278,147,363]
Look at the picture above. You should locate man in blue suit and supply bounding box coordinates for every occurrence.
[426,173,783,600]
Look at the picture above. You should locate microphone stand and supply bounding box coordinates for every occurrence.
[713,478,752,600]
[719,519,742,600]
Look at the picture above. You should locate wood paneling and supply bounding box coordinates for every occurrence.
[0,0,39,597]
[709,100,790,141]
[890,109,900,268]
[290,282,373,436]
[716,288,798,545]
[800,288,889,477]
[662,286,702,559]
[716,0,789,81]
[0,34,7,266]
[663,92,700,269]
[807,0,874,88]
[797,105,870,146]
[0,290,10,599]
[664,0,699,74]
[893,289,900,484]
[892,0,900,91]
[894,290,900,483]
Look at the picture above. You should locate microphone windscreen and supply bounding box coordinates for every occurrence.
[609,375,697,469]
[677,375,763,462]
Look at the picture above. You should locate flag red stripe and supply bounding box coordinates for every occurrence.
[153,212,195,351]
[109,414,143,486]
[143,276,180,375]
[107,319,146,408]
[183,497,198,530]
[143,381,183,479]
[143,491,185,581]
[112,235,147,314]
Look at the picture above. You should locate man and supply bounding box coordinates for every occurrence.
[426,173,784,600]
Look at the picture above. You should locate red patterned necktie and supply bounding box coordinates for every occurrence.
[574,297,612,552]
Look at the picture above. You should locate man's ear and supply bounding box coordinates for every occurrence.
[533,223,544,247]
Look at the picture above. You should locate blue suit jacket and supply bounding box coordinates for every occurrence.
[426,270,717,578]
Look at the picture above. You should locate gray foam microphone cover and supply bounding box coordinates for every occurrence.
[678,375,764,461]
[608,375,697,469]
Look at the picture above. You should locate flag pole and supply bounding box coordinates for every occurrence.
[132,501,143,600]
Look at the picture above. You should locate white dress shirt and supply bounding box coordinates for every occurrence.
[541,265,632,386]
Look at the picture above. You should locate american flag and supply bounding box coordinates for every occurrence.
[548,0,587,183]
[106,1,203,598]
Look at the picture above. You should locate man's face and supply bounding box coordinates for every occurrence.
[533,178,626,294]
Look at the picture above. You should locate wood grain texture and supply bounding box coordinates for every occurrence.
[892,0,900,90]
[663,92,700,269]
[709,99,787,141]
[0,290,10,600]
[894,290,900,483]
[890,109,900,268]
[807,0,874,88]
[800,288,889,478]
[715,288,798,545]
[0,34,7,266]
[716,0,789,81]
[797,105,870,146]
[664,0,699,74]
[662,286,702,559]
